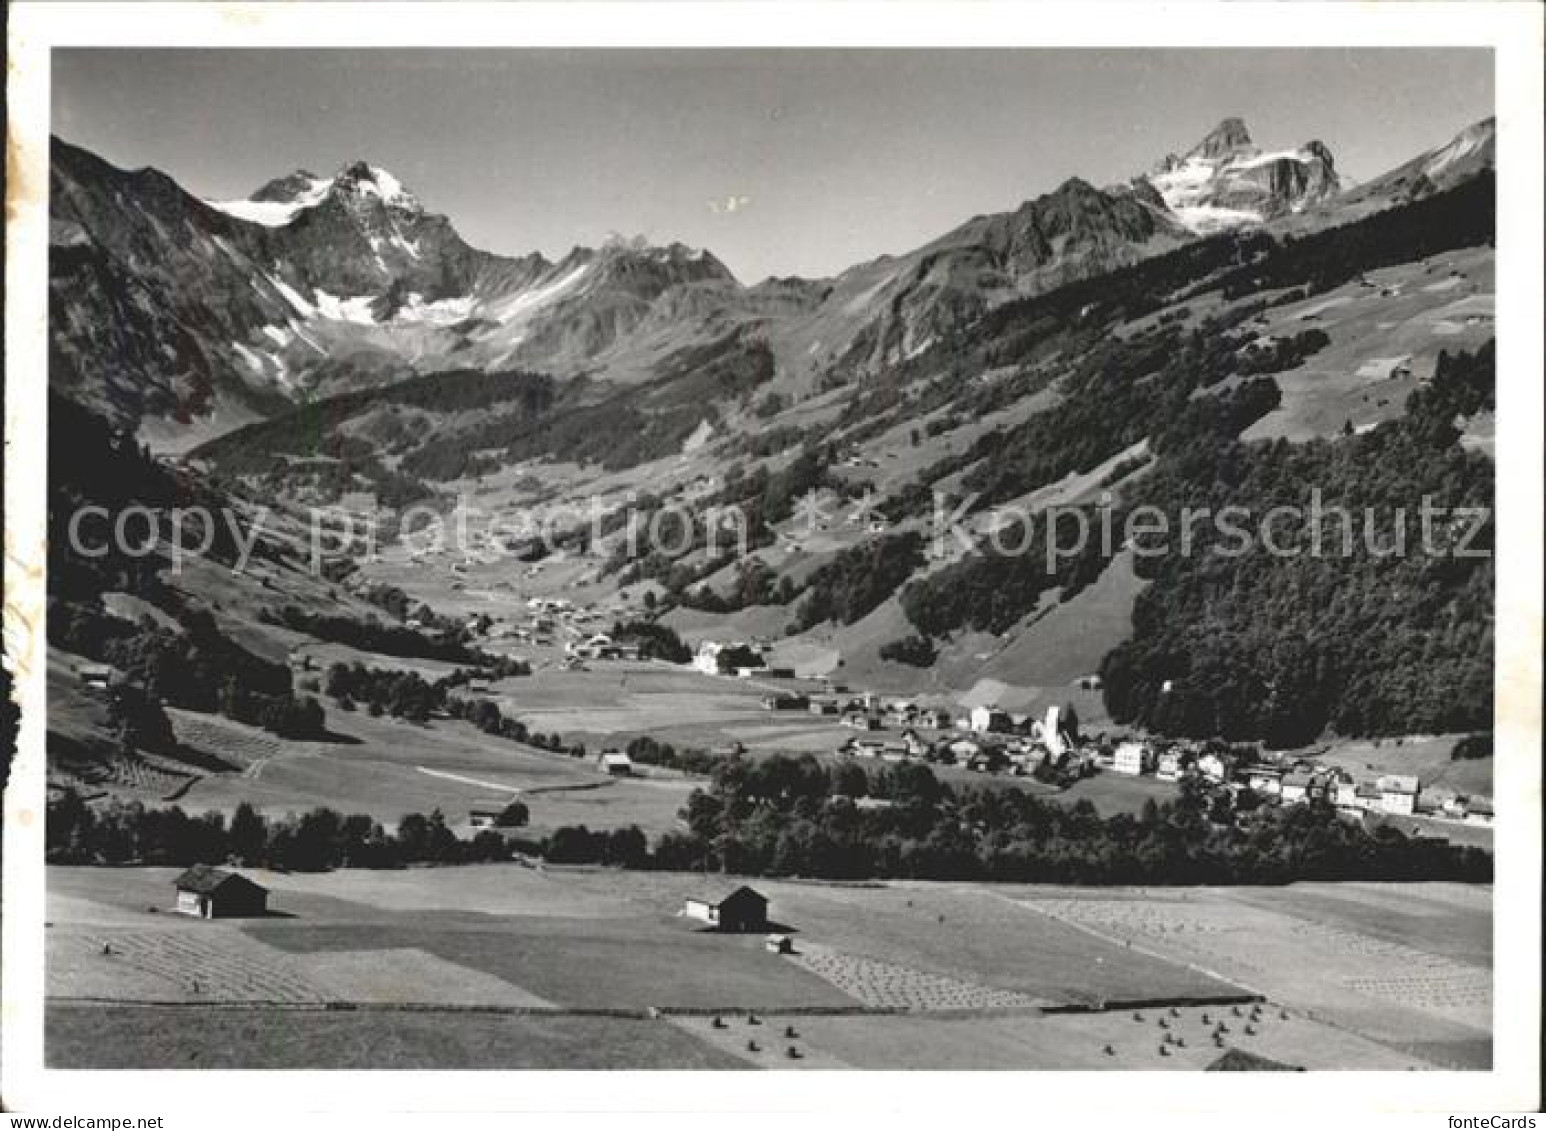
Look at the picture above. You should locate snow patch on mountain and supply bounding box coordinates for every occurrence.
[347,164,418,209]
[1167,203,1266,234]
[207,177,331,227]
[267,274,317,317]
[395,293,476,325]
[232,342,264,372]
[313,291,379,324]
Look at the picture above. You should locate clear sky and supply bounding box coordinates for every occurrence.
[53,48,1493,283]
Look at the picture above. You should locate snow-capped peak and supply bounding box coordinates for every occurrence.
[205,172,331,227]
[330,161,423,213]
[208,161,425,227]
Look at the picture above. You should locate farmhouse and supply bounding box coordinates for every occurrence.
[1112,741,1151,776]
[1376,775,1421,815]
[1466,799,1495,826]
[920,708,954,730]
[173,865,269,919]
[77,665,112,690]
[1245,765,1284,796]
[948,737,983,761]
[1333,776,1363,811]
[969,706,1013,734]
[967,748,1009,773]
[597,750,635,776]
[468,808,503,828]
[841,710,882,731]
[1280,771,1314,805]
[1156,751,1183,782]
[1196,753,1228,782]
[692,641,724,675]
[682,886,770,933]
[841,737,886,759]
[762,693,810,711]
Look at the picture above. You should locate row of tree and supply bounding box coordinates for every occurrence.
[46,794,521,871]
[648,754,1491,884]
[51,600,329,743]
[47,746,1491,885]
[263,604,527,671]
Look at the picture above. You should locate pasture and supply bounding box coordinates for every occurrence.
[1052,771,1181,815]
[162,704,694,836]
[1310,734,1492,798]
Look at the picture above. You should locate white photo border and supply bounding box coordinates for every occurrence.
[5,1,1541,1117]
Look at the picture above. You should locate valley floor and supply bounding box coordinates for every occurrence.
[46,865,1490,1071]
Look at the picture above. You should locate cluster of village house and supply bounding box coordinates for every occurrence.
[689,642,1495,826]
[321,591,1499,830]
[409,593,640,670]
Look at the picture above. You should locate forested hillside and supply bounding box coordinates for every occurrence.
[1101,344,1495,744]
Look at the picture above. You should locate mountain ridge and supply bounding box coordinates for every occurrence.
[49,116,1495,441]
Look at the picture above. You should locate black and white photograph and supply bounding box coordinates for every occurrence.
[3,0,1541,1119]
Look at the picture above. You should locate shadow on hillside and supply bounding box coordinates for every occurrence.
[305,728,363,746]
[683,918,800,936]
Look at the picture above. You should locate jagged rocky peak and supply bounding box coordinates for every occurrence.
[589,235,739,288]
[1145,118,1341,233]
[1187,116,1255,161]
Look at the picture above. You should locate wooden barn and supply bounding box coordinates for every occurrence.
[682,885,769,933]
[597,751,635,776]
[173,865,269,919]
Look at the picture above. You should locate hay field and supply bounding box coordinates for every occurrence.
[498,664,776,735]
[249,915,855,1012]
[48,1005,746,1069]
[1006,882,1491,1068]
[533,870,1244,1008]
[673,1001,1426,1071]
[47,866,1488,1070]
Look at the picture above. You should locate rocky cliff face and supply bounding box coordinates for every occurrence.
[814,175,1190,372]
[1146,118,1344,233]
[49,139,755,432]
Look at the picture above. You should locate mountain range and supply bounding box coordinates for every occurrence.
[50,116,1494,443]
[46,108,1499,749]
